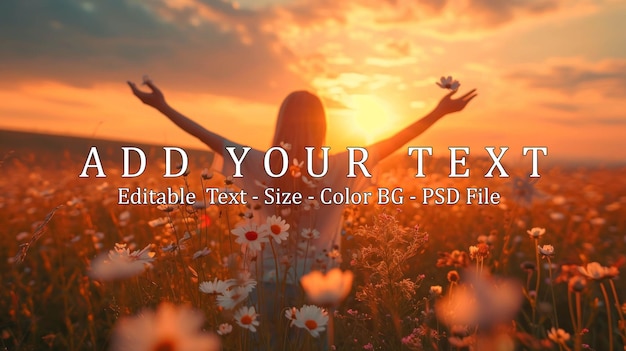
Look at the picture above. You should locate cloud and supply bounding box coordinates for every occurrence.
[0,0,308,103]
[508,58,626,97]
[293,0,579,32]
[542,115,626,126]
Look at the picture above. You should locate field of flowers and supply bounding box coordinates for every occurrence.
[1,134,625,351]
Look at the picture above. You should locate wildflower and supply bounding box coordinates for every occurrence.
[199,278,235,295]
[266,215,290,244]
[436,250,469,268]
[447,270,460,283]
[430,285,443,296]
[327,248,341,261]
[469,245,478,258]
[234,306,259,332]
[231,221,269,252]
[90,243,155,281]
[436,76,460,91]
[217,323,232,336]
[527,227,546,239]
[300,268,353,307]
[234,271,257,294]
[303,198,320,211]
[538,245,554,258]
[280,141,292,150]
[578,262,617,280]
[293,305,329,338]
[285,307,297,326]
[216,286,249,310]
[547,327,570,344]
[142,74,151,85]
[290,159,304,178]
[301,228,320,240]
[109,302,220,351]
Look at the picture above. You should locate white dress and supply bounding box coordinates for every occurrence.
[213,144,377,283]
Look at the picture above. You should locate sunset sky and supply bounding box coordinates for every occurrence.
[1,0,625,164]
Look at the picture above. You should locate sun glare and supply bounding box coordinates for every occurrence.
[347,94,398,144]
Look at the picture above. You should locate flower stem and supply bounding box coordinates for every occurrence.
[608,279,626,346]
[600,282,614,351]
[533,238,541,332]
[547,257,560,329]
[575,292,582,351]
[327,307,335,350]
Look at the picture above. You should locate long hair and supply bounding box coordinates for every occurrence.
[267,91,327,226]
[269,91,326,178]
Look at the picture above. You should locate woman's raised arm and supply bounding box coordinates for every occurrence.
[127,79,236,153]
[366,89,477,163]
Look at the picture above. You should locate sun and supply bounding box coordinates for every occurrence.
[347,94,398,144]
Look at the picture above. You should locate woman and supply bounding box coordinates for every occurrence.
[127,80,476,283]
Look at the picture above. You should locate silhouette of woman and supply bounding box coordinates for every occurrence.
[128,80,476,283]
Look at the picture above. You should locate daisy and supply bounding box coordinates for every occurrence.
[290,159,304,178]
[303,198,320,211]
[280,141,292,150]
[234,306,260,332]
[538,245,554,258]
[216,286,249,310]
[430,285,443,296]
[301,228,320,240]
[142,74,151,85]
[526,227,546,239]
[266,215,290,244]
[578,262,617,280]
[109,302,220,351]
[217,323,233,336]
[199,278,235,295]
[300,268,353,307]
[436,76,460,91]
[234,270,257,294]
[90,243,155,281]
[547,327,570,344]
[293,305,329,338]
[231,221,269,252]
[284,307,297,326]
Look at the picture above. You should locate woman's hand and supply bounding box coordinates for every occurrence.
[127,79,167,110]
[434,89,477,116]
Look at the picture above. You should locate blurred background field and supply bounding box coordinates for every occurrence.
[1,129,625,350]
